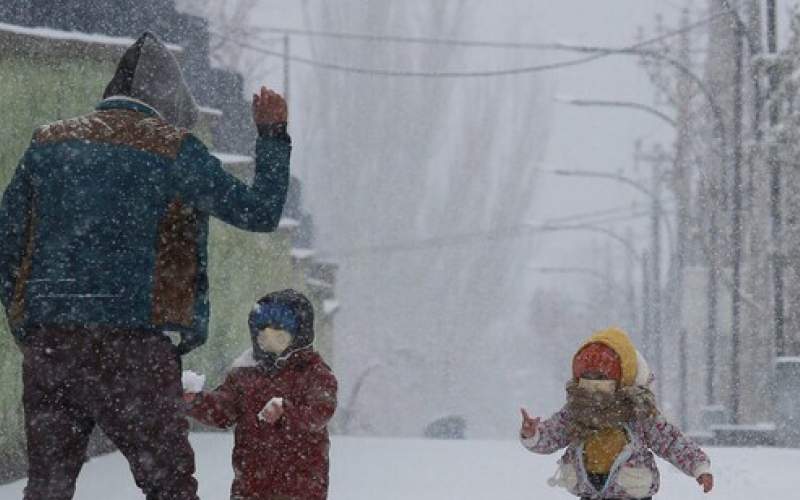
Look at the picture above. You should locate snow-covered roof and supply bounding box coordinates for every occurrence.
[291,248,316,260]
[0,22,183,53]
[211,151,253,166]
[279,217,300,229]
[306,277,333,290]
[198,105,223,117]
[323,299,340,316]
[313,259,339,270]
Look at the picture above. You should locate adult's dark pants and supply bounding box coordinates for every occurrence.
[20,327,199,500]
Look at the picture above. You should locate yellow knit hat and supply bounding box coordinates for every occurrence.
[574,327,638,387]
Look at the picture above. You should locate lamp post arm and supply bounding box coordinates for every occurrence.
[552,43,728,158]
[566,99,677,128]
[553,169,657,199]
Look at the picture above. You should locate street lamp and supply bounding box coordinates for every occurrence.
[556,97,677,128]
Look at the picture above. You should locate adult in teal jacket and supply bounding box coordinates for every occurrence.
[0,32,291,500]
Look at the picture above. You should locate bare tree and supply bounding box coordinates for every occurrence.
[297,0,551,437]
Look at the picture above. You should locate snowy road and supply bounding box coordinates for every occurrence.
[0,433,795,499]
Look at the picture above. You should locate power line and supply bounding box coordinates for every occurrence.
[244,12,721,51]
[318,206,669,259]
[210,32,609,78]
[207,12,721,79]
[552,207,675,228]
[542,202,646,226]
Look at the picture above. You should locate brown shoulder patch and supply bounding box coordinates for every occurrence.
[34,110,189,160]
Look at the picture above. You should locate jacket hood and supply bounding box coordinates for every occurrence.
[103,32,199,129]
[248,289,315,366]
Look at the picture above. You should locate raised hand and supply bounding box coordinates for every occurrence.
[252,86,288,125]
[520,408,541,439]
[697,473,713,493]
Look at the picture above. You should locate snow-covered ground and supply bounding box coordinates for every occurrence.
[0,433,795,499]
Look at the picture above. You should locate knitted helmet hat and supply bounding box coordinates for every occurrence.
[572,327,639,387]
[248,289,315,368]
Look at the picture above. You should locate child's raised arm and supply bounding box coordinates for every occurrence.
[186,372,242,429]
[519,406,572,454]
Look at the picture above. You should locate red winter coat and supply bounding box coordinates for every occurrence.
[189,349,337,500]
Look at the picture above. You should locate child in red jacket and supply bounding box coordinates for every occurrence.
[184,289,338,500]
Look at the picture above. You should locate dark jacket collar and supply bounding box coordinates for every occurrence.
[96,96,162,119]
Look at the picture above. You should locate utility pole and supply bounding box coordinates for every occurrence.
[730,2,745,424]
[766,0,784,357]
[626,226,639,333]
[652,151,663,400]
[674,8,693,427]
[679,326,688,429]
[706,175,719,407]
[635,142,664,398]
[642,250,651,355]
[283,34,291,103]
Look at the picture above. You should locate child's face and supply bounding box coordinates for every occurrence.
[257,327,293,354]
[577,373,618,394]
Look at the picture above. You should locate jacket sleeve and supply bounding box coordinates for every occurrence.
[172,133,291,232]
[284,361,338,432]
[520,406,572,454]
[188,372,242,429]
[642,414,711,478]
[0,147,34,311]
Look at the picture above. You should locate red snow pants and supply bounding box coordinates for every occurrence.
[20,327,198,500]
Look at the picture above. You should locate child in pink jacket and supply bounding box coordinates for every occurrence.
[519,328,713,500]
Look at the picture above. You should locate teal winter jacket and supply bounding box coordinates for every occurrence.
[0,97,291,353]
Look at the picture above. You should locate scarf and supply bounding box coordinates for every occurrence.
[565,379,658,442]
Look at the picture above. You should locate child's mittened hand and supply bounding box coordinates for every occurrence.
[697,473,713,493]
[258,397,285,424]
[520,408,541,439]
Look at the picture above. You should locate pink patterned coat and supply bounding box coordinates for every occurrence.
[521,406,711,499]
